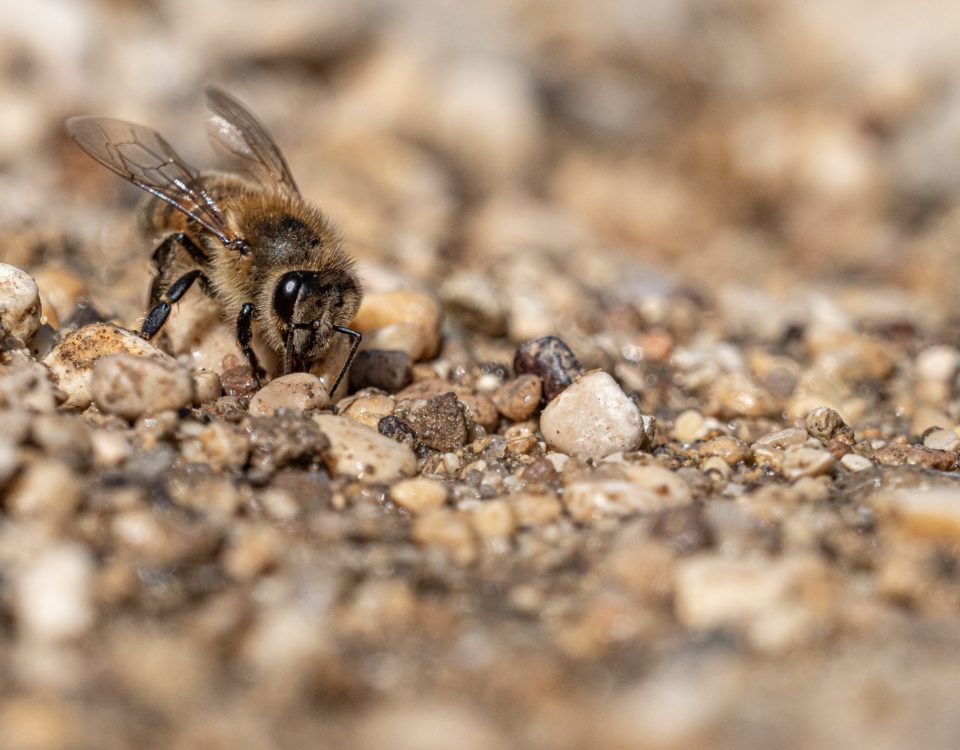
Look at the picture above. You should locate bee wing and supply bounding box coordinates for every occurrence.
[65,116,240,248]
[205,86,300,196]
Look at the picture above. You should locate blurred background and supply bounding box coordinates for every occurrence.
[3,0,960,327]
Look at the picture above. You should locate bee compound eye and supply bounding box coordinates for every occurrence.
[273,272,303,323]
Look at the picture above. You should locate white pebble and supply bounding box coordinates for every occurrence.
[248,372,330,416]
[565,472,690,522]
[390,478,448,513]
[0,263,41,344]
[781,446,835,480]
[923,428,960,452]
[352,290,443,360]
[916,345,960,382]
[313,414,416,481]
[92,354,194,419]
[840,453,873,472]
[15,544,93,641]
[540,370,649,460]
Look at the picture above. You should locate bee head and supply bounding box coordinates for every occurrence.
[272,269,361,372]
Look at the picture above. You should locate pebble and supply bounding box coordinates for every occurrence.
[753,427,810,450]
[922,428,960,452]
[395,392,468,451]
[15,544,93,641]
[349,349,413,393]
[192,369,222,405]
[246,415,329,479]
[92,354,194,420]
[248,372,330,416]
[510,492,563,526]
[672,409,707,443]
[916,345,960,382]
[840,453,873,472]
[5,459,83,520]
[411,511,477,564]
[352,290,443,360]
[438,271,507,336]
[378,415,418,446]
[340,390,397,430]
[708,373,778,418]
[513,335,584,402]
[873,486,960,541]
[222,524,283,580]
[397,379,499,433]
[469,499,516,539]
[804,406,855,444]
[491,374,541,421]
[565,469,691,522]
[698,436,750,466]
[43,323,173,410]
[361,322,434,362]
[872,444,957,471]
[539,370,652,460]
[390,478,448,513]
[180,422,251,470]
[0,262,41,344]
[781,446,835,480]
[313,414,416,481]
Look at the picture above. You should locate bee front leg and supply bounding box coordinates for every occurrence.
[149,232,210,306]
[236,303,265,388]
[330,325,362,396]
[140,269,207,340]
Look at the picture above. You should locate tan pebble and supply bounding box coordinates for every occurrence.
[698,436,750,465]
[362,322,432,361]
[313,414,416,481]
[752,427,810,450]
[5,459,82,520]
[708,373,778,418]
[92,353,194,420]
[491,374,541,421]
[112,510,219,567]
[873,487,960,541]
[223,524,282,580]
[916,345,960,382]
[510,492,563,526]
[781,446,834,480]
[701,455,731,480]
[804,406,854,444]
[168,476,241,521]
[248,372,329,416]
[923,428,960,452]
[672,409,707,443]
[353,290,442,359]
[90,430,132,469]
[340,391,396,430]
[192,369,222,405]
[505,435,537,455]
[873,444,956,471]
[15,544,93,641]
[540,370,652,460]
[469,499,516,539]
[411,511,476,564]
[44,324,173,409]
[840,453,873,472]
[0,262,41,343]
[391,478,447,513]
[179,422,250,470]
[32,265,87,322]
[566,468,691,522]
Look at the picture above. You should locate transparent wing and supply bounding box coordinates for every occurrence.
[65,116,240,247]
[205,86,300,196]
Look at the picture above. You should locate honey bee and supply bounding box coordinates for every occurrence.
[65,86,363,391]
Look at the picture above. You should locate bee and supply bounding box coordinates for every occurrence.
[65,86,363,392]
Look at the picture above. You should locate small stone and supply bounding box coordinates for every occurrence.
[753,427,810,450]
[352,290,442,359]
[873,444,957,471]
[390,478,448,513]
[5,459,82,520]
[341,390,397,430]
[491,374,541,421]
[349,349,413,393]
[246,415,329,478]
[397,379,499,432]
[521,457,557,483]
[707,373,778,418]
[43,323,172,409]
[314,414,416,481]
[92,354,194,420]
[840,453,873,472]
[923,428,960,452]
[469,499,516,539]
[438,271,507,336]
[781,446,835,480]
[0,263,41,344]
[916,345,960,382]
[112,510,220,567]
[411,511,476,564]
[15,544,93,641]
[395,392,468,451]
[804,406,855,444]
[698,436,750,466]
[377,415,418,446]
[192,369,222,405]
[510,492,563,526]
[513,335,583,402]
[565,468,691,522]
[539,370,652,460]
[248,372,330,416]
[873,486,960,541]
[222,524,282,580]
[90,430,132,469]
[672,410,707,443]
[180,422,251,470]
[0,353,58,412]
[362,322,433,362]
[220,365,259,398]
[650,505,714,554]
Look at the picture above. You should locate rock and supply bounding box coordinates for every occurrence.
[43,323,172,409]
[708,373,778,418]
[753,427,810,450]
[378,415,418,446]
[923,428,960,452]
[672,410,707,443]
[840,453,873,472]
[395,392,468,451]
[513,336,583,402]
[411,511,477,564]
[5,459,82,520]
[0,352,59,412]
[438,271,507,336]
[390,478,448,513]
[804,406,855,444]
[469,499,516,539]
[873,486,960,541]
[180,422,251,470]
[352,290,442,360]
[248,372,330,416]
[510,492,563,526]
[916,345,960,382]
[565,468,691,522]
[781,446,835,480]
[15,544,93,641]
[539,370,653,460]
[521,457,558,484]
[220,364,259,398]
[92,354,194,420]
[0,263,41,344]
[396,379,499,433]
[314,414,416,481]
[698,436,750,466]
[192,369,222,405]
[650,505,714,554]
[491,374,541,421]
[246,415,329,479]
[361,322,434,362]
[340,390,397,430]
[222,523,283,580]
[873,444,956,471]
[349,349,413,393]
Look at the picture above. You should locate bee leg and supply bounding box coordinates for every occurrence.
[140,269,206,340]
[330,325,362,396]
[236,303,265,387]
[150,232,209,305]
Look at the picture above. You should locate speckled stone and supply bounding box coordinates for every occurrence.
[313,414,416,481]
[248,372,330,416]
[92,354,194,420]
[0,263,41,344]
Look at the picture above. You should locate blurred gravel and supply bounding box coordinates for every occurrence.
[4,1,960,749]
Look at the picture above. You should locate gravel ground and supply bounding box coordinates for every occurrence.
[4,2,960,749]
